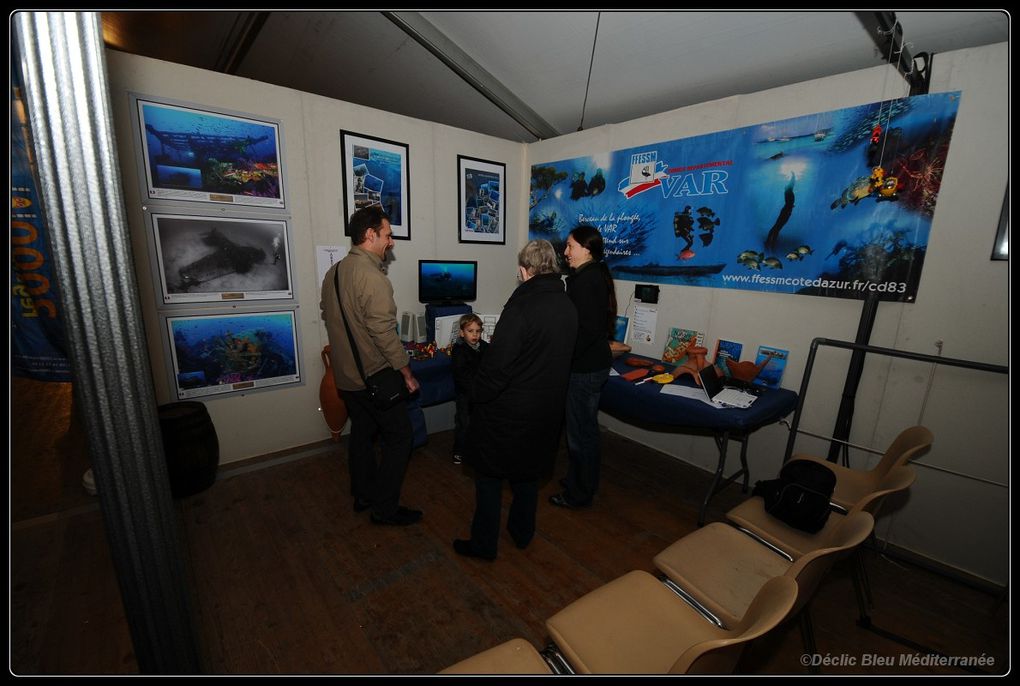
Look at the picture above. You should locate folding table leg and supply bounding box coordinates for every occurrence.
[738,433,750,492]
[699,431,730,526]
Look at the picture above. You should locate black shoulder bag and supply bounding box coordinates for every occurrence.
[334,266,409,410]
[751,460,836,533]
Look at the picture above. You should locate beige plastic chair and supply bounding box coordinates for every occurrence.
[652,511,874,630]
[439,638,554,674]
[726,466,916,559]
[545,572,797,674]
[788,425,932,510]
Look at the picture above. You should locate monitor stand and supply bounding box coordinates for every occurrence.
[425,302,471,343]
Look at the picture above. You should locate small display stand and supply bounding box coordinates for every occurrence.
[425,302,471,343]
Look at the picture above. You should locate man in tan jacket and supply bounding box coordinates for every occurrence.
[321,207,421,526]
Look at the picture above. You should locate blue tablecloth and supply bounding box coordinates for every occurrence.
[405,353,455,449]
[602,353,798,525]
[408,353,455,407]
[601,354,798,433]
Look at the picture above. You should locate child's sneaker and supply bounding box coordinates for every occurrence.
[452,454,463,465]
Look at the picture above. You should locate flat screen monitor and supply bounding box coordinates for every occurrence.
[418,260,477,304]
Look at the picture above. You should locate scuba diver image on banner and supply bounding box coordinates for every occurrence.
[528,91,961,303]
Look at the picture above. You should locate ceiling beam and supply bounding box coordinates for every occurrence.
[855,11,932,95]
[213,11,270,74]
[383,11,560,140]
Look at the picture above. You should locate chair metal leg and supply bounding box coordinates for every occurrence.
[848,553,988,674]
[851,551,873,627]
[856,548,874,608]
[799,606,820,674]
[540,643,575,674]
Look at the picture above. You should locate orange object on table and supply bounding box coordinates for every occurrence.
[624,357,653,367]
[621,368,649,382]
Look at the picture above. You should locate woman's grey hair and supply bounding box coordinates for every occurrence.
[518,239,560,276]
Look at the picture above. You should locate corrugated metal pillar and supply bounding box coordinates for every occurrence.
[12,11,200,673]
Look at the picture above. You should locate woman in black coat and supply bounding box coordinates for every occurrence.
[454,240,578,560]
[550,224,616,509]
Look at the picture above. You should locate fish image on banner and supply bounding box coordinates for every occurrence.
[529,92,962,303]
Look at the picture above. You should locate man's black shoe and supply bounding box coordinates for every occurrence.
[548,492,592,509]
[353,497,372,513]
[453,539,496,561]
[370,506,423,526]
[507,527,533,550]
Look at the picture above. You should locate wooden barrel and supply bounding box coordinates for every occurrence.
[158,401,219,498]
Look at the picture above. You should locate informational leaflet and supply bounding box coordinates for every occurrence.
[631,304,658,346]
[316,245,349,287]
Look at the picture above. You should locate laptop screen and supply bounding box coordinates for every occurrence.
[698,364,724,401]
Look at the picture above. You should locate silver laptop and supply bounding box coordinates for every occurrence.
[698,364,758,409]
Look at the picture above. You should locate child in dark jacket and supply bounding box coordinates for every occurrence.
[451,313,488,464]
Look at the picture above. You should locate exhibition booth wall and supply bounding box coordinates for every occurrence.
[104,43,1007,585]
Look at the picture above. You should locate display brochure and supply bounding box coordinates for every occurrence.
[713,339,744,374]
[613,315,630,343]
[662,327,704,363]
[753,345,789,389]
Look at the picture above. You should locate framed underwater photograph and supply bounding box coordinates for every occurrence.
[164,308,301,399]
[340,131,410,239]
[133,95,286,208]
[150,212,293,304]
[458,155,506,245]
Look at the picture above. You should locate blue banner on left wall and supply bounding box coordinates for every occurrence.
[11,75,71,382]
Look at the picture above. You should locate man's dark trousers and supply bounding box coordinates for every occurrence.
[343,389,413,518]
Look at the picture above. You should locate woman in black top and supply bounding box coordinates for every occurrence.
[550,225,616,509]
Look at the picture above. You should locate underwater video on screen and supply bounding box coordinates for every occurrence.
[418,260,477,303]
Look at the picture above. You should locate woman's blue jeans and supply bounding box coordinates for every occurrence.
[563,367,610,505]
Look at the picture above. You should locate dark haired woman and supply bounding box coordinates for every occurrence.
[550,225,616,509]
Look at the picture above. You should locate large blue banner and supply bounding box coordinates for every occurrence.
[529,92,961,302]
[11,77,71,381]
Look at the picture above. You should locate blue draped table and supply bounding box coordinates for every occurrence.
[600,354,798,525]
[404,353,456,448]
[408,352,455,407]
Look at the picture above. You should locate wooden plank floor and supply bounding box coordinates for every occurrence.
[10,378,1010,675]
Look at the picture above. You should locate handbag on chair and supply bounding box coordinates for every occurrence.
[751,460,836,533]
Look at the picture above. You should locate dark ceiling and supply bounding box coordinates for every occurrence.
[100,11,1009,142]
